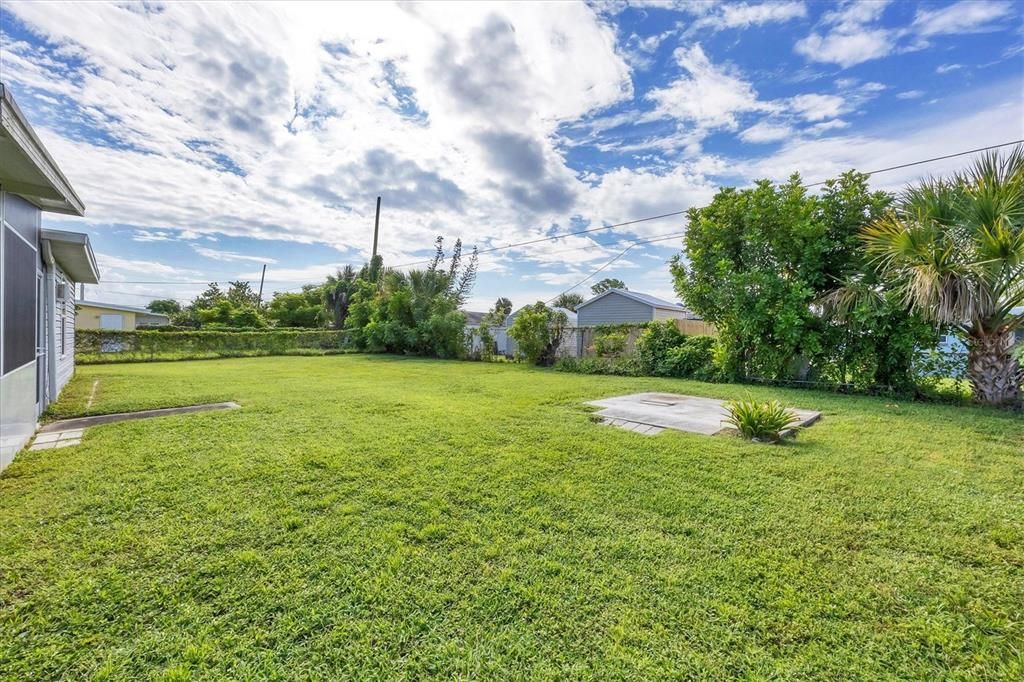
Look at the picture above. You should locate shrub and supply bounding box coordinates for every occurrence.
[508,303,568,365]
[723,397,800,442]
[660,336,717,379]
[76,329,347,363]
[634,321,717,379]
[634,321,684,374]
[593,330,627,358]
[554,356,641,376]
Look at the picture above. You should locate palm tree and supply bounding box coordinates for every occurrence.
[551,292,585,312]
[323,265,357,329]
[862,147,1024,405]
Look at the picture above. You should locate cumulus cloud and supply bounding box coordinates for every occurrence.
[1,1,631,260]
[192,245,278,264]
[645,43,773,130]
[739,120,793,143]
[794,0,1016,68]
[912,0,1014,37]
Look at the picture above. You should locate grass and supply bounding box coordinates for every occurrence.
[2,355,1022,679]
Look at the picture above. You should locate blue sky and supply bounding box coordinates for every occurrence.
[1,0,1021,311]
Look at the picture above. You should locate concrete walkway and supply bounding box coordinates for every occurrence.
[587,392,820,437]
[29,402,240,451]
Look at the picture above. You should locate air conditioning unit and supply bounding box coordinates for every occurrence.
[55,283,68,300]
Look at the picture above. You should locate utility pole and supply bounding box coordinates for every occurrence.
[371,195,382,258]
[79,283,85,300]
[257,264,267,307]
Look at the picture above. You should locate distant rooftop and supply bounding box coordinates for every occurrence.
[79,300,170,317]
[579,288,688,312]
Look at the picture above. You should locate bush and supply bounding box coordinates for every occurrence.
[76,329,348,363]
[661,336,718,379]
[723,397,801,442]
[634,321,717,379]
[508,303,568,365]
[593,329,628,358]
[634,321,684,374]
[554,356,641,376]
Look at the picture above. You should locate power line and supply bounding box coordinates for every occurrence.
[391,209,688,269]
[548,231,687,301]
[546,140,1024,301]
[393,139,1023,269]
[99,139,1024,298]
[804,139,1024,187]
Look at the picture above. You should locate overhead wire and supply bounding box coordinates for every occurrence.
[99,139,1024,299]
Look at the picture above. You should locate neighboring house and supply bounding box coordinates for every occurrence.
[77,301,171,330]
[463,310,509,356]
[1,83,99,470]
[576,288,698,326]
[504,305,578,358]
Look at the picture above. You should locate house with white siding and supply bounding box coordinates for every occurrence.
[77,301,170,330]
[576,289,697,326]
[0,83,99,470]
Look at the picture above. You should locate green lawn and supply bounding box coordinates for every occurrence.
[2,356,1022,679]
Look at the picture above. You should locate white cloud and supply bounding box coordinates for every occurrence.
[795,0,1018,69]
[645,43,773,130]
[2,0,632,264]
[96,252,191,278]
[896,90,925,100]
[192,245,278,264]
[788,93,846,121]
[739,120,793,143]
[733,90,1024,192]
[719,2,807,28]
[131,229,174,242]
[795,29,894,68]
[937,63,964,74]
[810,119,850,133]
[913,0,1013,37]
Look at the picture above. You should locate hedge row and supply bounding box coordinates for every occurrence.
[76,329,348,363]
[137,325,325,333]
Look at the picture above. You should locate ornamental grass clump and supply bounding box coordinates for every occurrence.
[724,396,801,442]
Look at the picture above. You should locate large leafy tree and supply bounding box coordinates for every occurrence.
[508,302,568,365]
[266,285,325,328]
[591,278,626,295]
[146,299,181,316]
[673,171,932,388]
[861,148,1024,405]
[176,282,267,328]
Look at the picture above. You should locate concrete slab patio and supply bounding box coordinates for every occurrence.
[28,402,240,452]
[587,392,820,437]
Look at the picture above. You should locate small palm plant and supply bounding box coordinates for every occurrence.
[860,147,1024,405]
[724,397,801,442]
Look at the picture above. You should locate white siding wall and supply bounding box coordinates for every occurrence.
[54,268,75,395]
[577,292,653,326]
[652,307,690,321]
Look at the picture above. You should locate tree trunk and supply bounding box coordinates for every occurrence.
[967,330,1022,406]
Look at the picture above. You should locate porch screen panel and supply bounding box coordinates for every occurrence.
[2,226,37,374]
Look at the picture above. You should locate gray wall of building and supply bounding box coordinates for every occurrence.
[577,291,654,326]
[0,189,42,469]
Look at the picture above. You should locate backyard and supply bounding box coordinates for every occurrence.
[1,355,1022,679]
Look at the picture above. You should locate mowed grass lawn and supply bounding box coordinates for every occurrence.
[1,356,1022,679]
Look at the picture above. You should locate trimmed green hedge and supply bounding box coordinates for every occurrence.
[77,329,348,363]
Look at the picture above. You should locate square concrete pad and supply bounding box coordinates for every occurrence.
[587,392,820,436]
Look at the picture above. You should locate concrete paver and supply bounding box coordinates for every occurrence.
[27,401,241,455]
[588,392,820,437]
